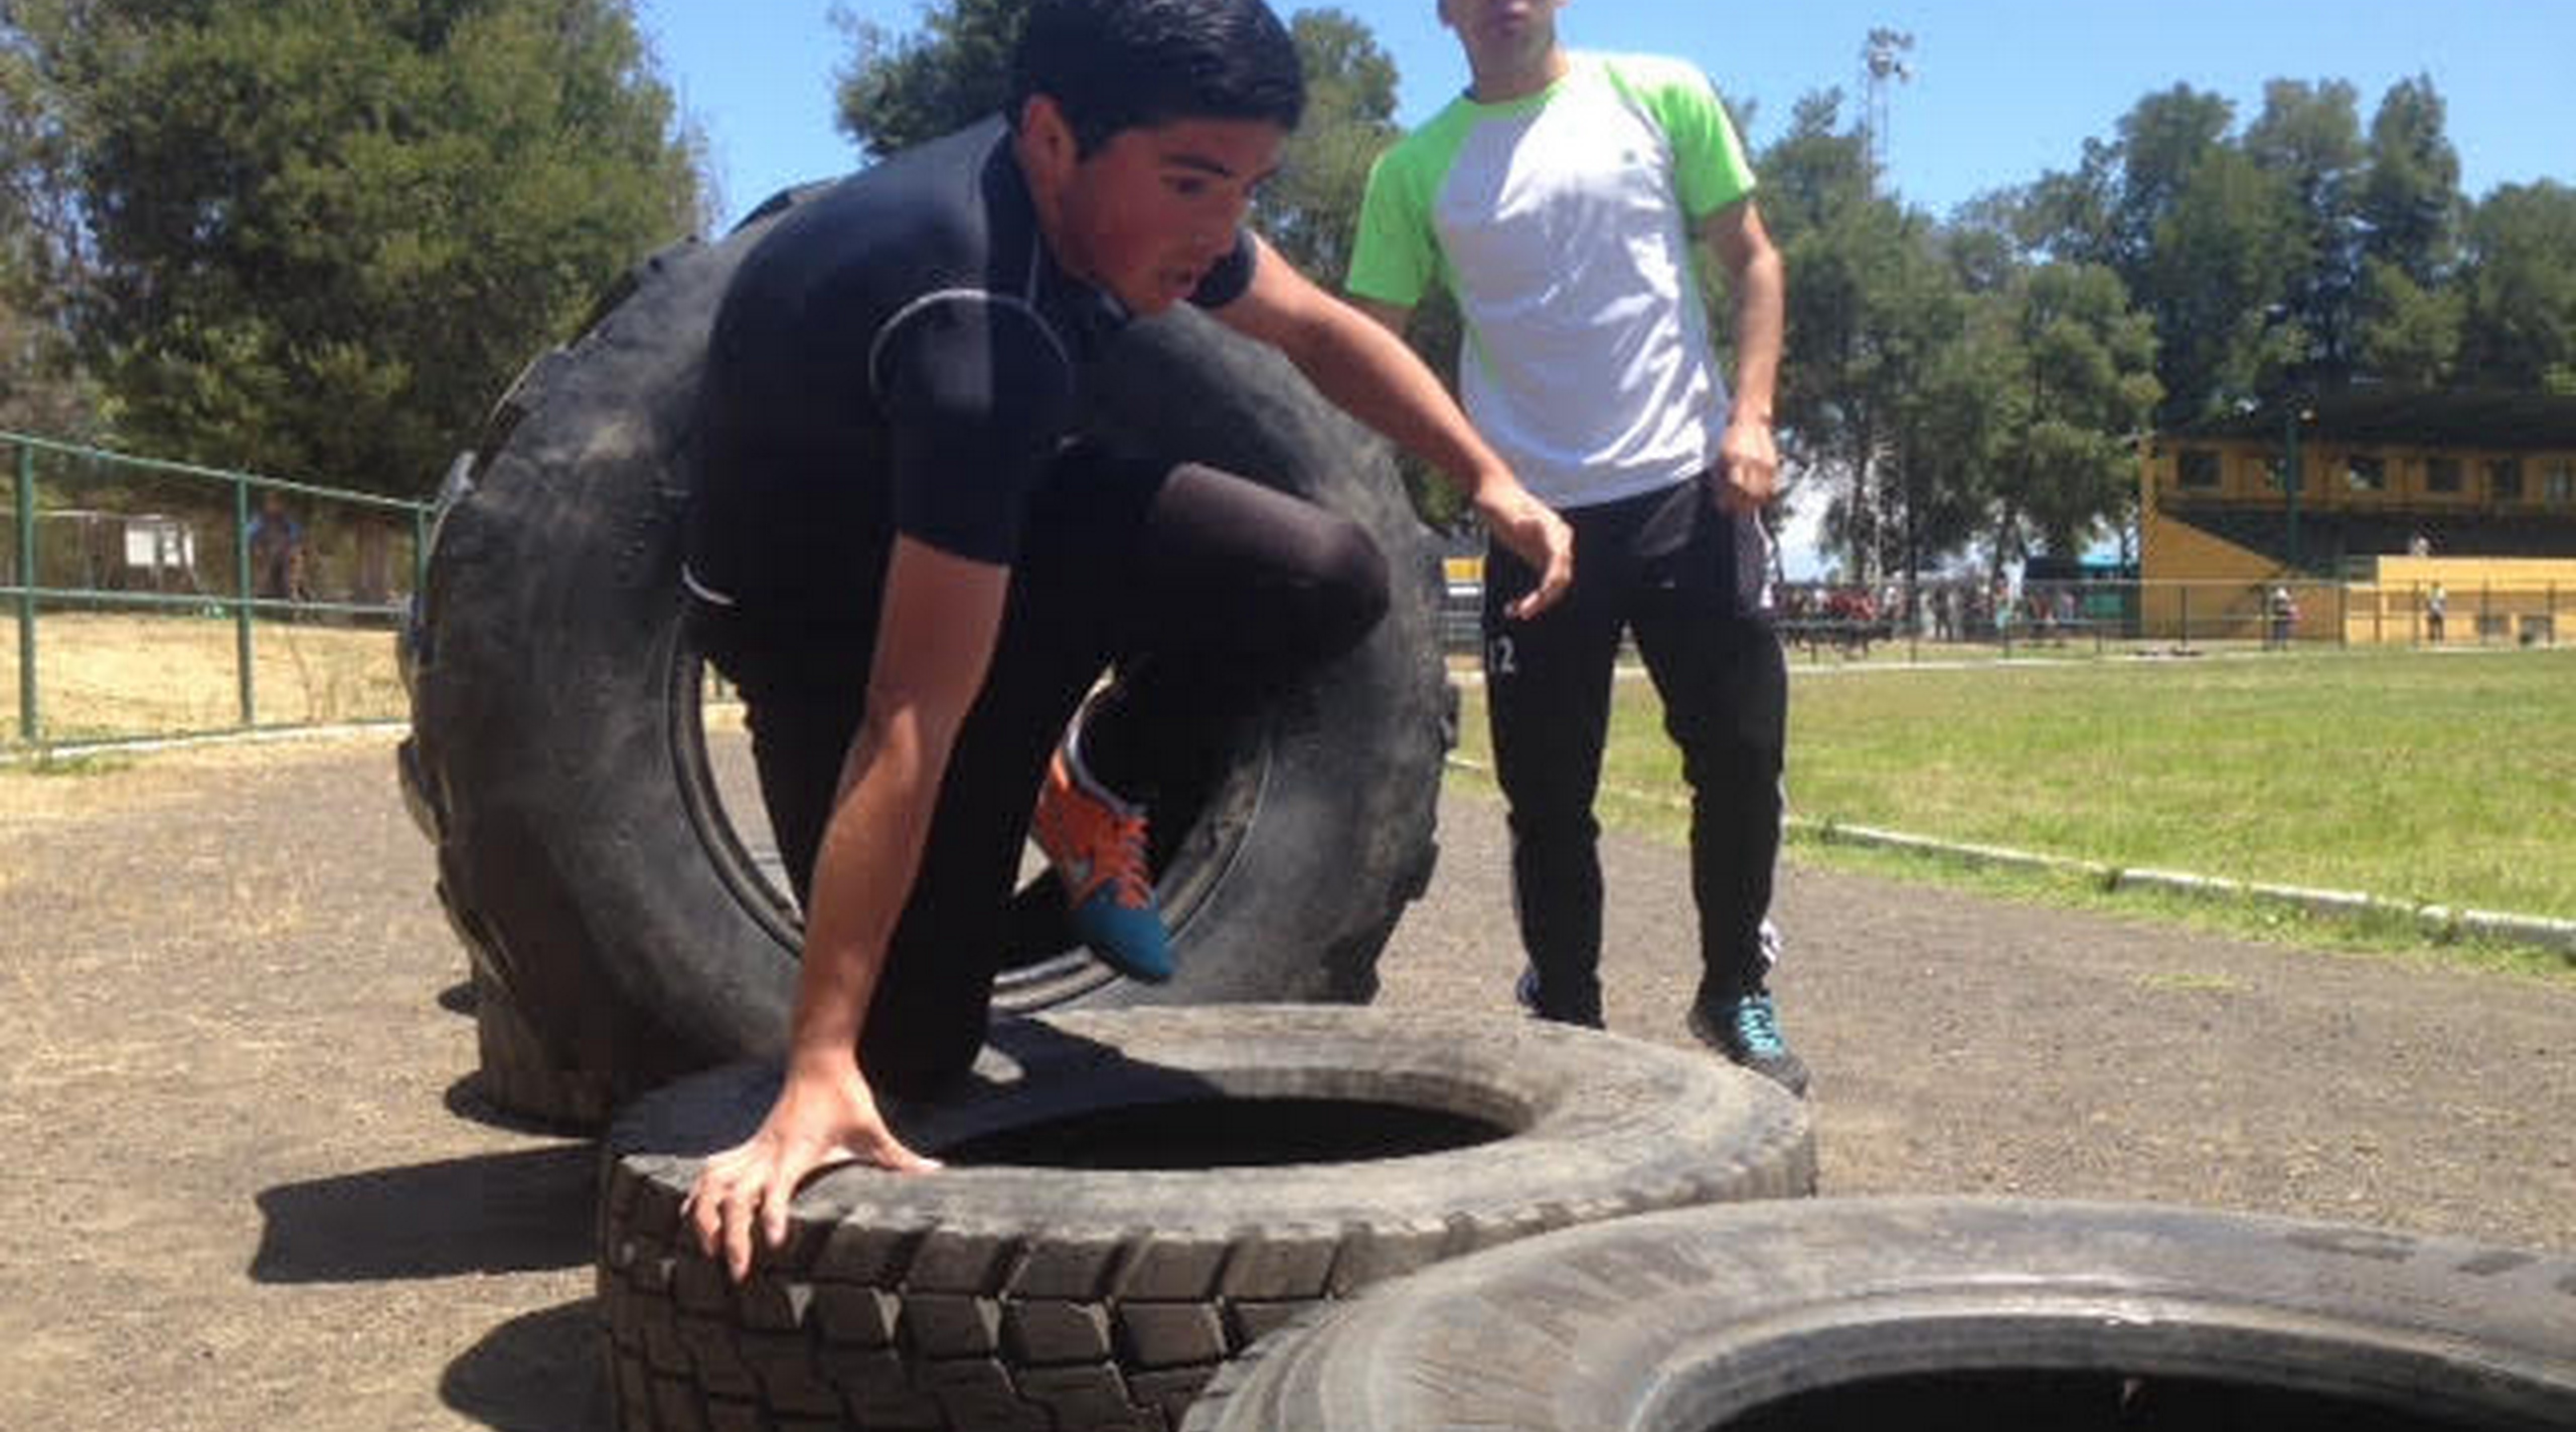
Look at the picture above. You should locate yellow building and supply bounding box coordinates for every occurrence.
[2140,389,2576,644]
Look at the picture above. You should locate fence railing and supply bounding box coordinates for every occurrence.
[1439,576,2570,662]
[3,432,434,747]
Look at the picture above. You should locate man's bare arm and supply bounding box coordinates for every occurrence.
[683,536,1008,1280]
[1699,198,1787,514]
[1215,237,1571,617]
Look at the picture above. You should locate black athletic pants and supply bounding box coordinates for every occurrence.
[1480,478,1787,1026]
[693,445,1389,1096]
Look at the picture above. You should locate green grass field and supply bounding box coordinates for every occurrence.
[1455,646,2576,954]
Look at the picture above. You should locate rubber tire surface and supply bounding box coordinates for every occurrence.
[398,192,1450,1127]
[1182,1196,2576,1431]
[598,1004,1815,1431]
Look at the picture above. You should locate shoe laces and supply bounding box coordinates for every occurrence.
[1094,806,1153,910]
[1040,770,1155,911]
[1731,995,1785,1057]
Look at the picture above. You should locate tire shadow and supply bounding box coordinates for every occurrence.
[441,1299,612,1432]
[250,1143,594,1283]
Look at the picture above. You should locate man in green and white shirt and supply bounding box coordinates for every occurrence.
[1350,0,1805,1093]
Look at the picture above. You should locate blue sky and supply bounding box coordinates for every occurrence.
[641,0,2571,229]
[635,1,2572,575]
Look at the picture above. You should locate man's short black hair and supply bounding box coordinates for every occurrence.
[1010,0,1306,155]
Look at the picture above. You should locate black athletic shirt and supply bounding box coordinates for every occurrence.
[683,117,1257,618]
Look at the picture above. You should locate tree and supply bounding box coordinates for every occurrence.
[835,0,1024,159]
[2458,181,2576,392]
[2351,75,2463,385]
[20,0,703,497]
[1985,262,2160,562]
[0,19,93,437]
[1250,8,1396,282]
[2242,79,2361,385]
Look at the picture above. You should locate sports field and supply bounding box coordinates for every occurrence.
[1457,646,2576,933]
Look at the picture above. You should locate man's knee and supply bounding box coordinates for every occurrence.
[1295,512,1390,655]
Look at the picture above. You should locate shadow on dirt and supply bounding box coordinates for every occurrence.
[250,1143,594,1282]
[441,1300,611,1432]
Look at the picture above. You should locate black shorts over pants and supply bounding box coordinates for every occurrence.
[693,444,1388,1096]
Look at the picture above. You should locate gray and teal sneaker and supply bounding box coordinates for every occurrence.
[1688,991,1810,1097]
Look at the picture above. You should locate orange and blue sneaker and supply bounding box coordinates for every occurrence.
[1030,737,1175,983]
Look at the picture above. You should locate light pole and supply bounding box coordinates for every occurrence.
[2282,399,2312,573]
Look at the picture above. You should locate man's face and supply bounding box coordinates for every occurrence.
[1438,0,1566,74]
[1046,115,1287,315]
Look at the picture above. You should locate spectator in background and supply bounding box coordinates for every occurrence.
[2267,583,2297,650]
[246,491,305,603]
[2426,581,2447,644]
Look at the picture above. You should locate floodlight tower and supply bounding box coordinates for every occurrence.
[1861,27,1915,194]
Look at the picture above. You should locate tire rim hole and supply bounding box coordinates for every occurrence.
[935,1097,1508,1169]
[1727,1368,2513,1432]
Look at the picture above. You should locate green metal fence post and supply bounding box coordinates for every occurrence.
[15,440,37,742]
[235,476,256,727]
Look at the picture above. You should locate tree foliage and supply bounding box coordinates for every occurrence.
[2457,181,2576,392]
[14,0,703,496]
[0,22,93,436]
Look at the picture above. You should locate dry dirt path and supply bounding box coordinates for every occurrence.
[2,729,2567,1431]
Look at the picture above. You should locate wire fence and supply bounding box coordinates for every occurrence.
[1439,575,2571,663]
[2,432,433,749]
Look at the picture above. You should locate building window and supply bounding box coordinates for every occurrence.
[2425,457,2463,495]
[2345,454,2388,493]
[2549,463,2575,505]
[2489,458,2525,501]
[2176,449,2220,489]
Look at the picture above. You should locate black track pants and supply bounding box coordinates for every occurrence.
[694,447,1389,1094]
[1480,479,1787,1026]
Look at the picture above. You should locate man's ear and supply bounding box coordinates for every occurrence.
[1017,95,1080,187]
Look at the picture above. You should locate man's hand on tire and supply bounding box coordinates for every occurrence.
[681,1054,940,1282]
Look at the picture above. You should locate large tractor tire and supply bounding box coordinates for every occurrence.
[397,190,1451,1126]
[599,1005,1816,1431]
[1183,1196,2576,1431]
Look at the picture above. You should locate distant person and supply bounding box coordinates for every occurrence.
[2266,583,2296,649]
[246,491,305,603]
[2407,530,2433,559]
[1348,0,1805,1092]
[2426,581,2447,644]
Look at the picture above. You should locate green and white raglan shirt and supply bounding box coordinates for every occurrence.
[1349,52,1755,511]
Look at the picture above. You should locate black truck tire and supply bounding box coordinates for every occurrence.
[598,1004,1815,1431]
[397,191,1451,1127]
[1181,1195,2576,1431]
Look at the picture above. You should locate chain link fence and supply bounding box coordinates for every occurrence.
[2,433,433,749]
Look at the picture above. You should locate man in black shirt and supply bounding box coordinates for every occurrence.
[683,0,1572,1281]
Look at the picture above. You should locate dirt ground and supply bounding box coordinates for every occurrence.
[3,728,2570,1432]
